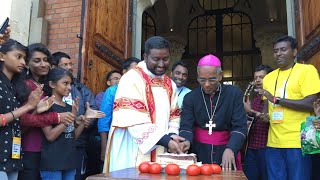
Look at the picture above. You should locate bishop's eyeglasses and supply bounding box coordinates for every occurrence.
[197,77,219,84]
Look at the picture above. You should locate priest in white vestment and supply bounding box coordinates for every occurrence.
[103,36,183,172]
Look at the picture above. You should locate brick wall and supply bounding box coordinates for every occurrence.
[45,0,82,77]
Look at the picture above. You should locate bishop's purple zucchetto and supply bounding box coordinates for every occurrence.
[197,54,221,67]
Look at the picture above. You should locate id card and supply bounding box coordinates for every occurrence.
[12,137,21,159]
[272,106,284,123]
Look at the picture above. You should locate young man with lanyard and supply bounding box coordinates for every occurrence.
[179,54,247,170]
[259,36,320,180]
[170,61,191,109]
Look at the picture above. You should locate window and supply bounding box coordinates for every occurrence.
[187,11,261,90]
[141,12,156,54]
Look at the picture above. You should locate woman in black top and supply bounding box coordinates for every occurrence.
[40,68,104,180]
[0,39,42,180]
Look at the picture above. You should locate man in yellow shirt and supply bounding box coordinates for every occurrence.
[259,36,320,180]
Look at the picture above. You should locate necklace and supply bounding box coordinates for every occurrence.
[201,84,222,135]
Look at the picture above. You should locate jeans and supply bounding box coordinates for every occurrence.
[265,147,311,180]
[40,169,76,180]
[243,148,268,180]
[0,171,18,180]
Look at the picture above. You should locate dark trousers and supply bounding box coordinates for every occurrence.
[18,151,41,180]
[74,148,87,180]
[265,147,311,180]
[243,148,268,180]
[311,154,320,180]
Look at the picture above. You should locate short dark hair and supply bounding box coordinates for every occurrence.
[106,70,122,81]
[27,43,53,65]
[52,51,71,66]
[255,64,273,74]
[273,35,297,50]
[144,36,171,54]
[122,57,140,70]
[171,61,188,72]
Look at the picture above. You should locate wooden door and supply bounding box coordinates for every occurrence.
[295,0,320,69]
[83,0,132,95]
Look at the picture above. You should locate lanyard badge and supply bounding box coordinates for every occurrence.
[12,137,21,159]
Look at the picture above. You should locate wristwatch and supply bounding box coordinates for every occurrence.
[275,97,281,105]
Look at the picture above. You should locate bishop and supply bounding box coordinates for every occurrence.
[179,54,247,170]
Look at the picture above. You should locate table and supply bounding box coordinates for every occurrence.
[86,168,248,180]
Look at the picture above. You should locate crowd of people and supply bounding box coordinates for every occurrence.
[1,26,320,180]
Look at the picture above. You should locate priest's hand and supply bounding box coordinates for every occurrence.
[178,141,190,153]
[168,140,183,154]
[221,148,236,171]
[170,135,185,143]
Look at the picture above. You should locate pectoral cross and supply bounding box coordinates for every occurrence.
[206,120,216,135]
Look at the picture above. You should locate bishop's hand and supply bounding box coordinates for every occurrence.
[221,148,236,171]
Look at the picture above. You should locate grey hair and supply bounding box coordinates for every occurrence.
[197,66,223,74]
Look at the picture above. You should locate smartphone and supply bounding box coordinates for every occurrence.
[0,17,9,34]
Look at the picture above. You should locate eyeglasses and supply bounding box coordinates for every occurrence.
[197,77,219,84]
[59,63,74,68]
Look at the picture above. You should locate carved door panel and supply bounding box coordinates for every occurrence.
[295,0,320,65]
[83,0,132,94]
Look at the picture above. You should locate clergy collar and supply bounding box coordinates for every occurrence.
[138,61,165,79]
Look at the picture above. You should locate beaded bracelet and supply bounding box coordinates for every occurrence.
[0,114,6,126]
